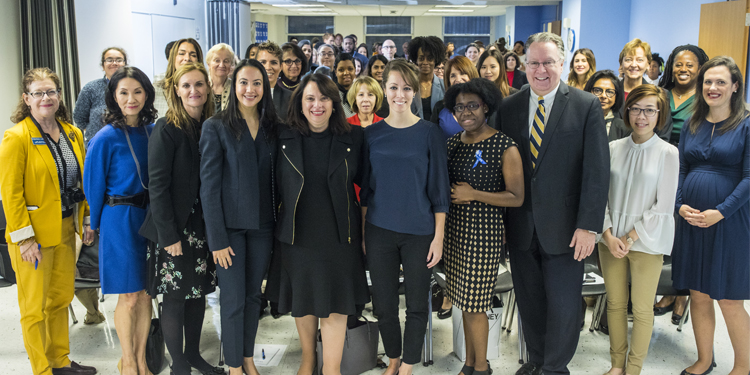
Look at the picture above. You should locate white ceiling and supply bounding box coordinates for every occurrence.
[248,0,560,17]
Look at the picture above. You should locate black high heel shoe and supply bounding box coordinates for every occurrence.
[437,308,452,319]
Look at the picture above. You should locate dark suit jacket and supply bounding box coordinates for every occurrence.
[498,82,610,255]
[275,126,364,245]
[511,70,529,90]
[607,115,630,141]
[140,118,201,246]
[273,85,292,122]
[199,117,278,251]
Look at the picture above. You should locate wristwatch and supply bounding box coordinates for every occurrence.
[626,235,635,246]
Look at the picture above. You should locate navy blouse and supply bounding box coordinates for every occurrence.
[361,119,450,236]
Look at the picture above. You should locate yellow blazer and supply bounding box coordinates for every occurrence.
[0,116,89,246]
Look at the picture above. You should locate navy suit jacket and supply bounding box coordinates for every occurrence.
[498,82,610,255]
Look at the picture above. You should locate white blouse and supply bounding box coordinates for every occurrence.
[602,134,679,255]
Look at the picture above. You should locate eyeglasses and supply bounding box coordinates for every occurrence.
[592,87,616,98]
[382,45,396,49]
[104,58,125,64]
[320,52,335,58]
[526,60,559,70]
[27,89,60,99]
[283,59,302,66]
[454,102,484,113]
[628,107,659,117]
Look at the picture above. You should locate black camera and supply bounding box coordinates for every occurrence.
[61,187,86,207]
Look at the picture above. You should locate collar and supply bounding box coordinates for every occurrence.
[530,81,561,103]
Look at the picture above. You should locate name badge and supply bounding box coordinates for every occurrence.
[32,137,45,145]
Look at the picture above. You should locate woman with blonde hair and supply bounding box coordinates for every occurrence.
[206,43,236,111]
[567,48,596,90]
[154,38,204,116]
[347,76,384,127]
[140,62,221,375]
[0,67,96,375]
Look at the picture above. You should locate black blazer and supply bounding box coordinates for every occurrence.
[511,70,529,90]
[273,85,292,121]
[140,118,201,246]
[275,125,364,245]
[498,82,610,255]
[199,117,278,251]
[607,115,630,141]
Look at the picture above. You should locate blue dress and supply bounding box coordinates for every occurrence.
[672,116,750,300]
[84,124,153,294]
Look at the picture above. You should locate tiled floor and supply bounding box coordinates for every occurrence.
[0,284,744,375]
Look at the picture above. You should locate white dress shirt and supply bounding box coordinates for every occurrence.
[602,134,679,255]
[527,83,560,138]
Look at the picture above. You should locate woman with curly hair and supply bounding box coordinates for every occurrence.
[407,36,446,121]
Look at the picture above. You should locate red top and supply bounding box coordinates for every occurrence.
[506,71,515,86]
[347,113,384,127]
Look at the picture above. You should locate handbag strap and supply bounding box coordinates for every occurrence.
[124,126,150,190]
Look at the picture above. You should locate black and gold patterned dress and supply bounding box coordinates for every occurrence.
[444,131,515,312]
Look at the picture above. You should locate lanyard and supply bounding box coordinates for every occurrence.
[31,117,81,190]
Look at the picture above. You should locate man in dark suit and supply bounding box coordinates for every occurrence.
[255,41,292,120]
[498,32,609,375]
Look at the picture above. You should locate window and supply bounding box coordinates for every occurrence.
[443,17,491,57]
[365,17,412,58]
[287,16,334,43]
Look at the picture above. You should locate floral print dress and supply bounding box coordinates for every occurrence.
[147,197,217,299]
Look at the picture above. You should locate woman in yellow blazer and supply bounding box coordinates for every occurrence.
[0,68,96,375]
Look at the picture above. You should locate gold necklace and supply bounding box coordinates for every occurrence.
[674,88,695,100]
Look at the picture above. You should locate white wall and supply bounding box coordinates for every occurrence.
[505,6,516,46]
[239,3,253,56]
[251,14,286,45]
[335,16,365,40]
[414,17,442,38]
[74,0,207,85]
[1,0,23,138]
[560,0,581,79]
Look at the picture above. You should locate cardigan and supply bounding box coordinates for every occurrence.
[73,77,109,144]
[603,135,679,255]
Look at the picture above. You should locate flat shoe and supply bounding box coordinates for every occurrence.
[653,300,675,316]
[680,361,717,375]
[437,308,452,319]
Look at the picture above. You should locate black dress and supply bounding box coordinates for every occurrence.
[275,128,370,317]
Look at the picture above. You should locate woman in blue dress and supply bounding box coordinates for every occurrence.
[672,56,749,375]
[84,66,157,375]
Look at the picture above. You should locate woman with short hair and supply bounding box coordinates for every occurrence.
[504,52,528,90]
[346,76,384,127]
[140,62,221,375]
[361,59,450,375]
[583,70,628,141]
[279,42,308,92]
[443,78,524,375]
[74,46,128,145]
[567,48,596,90]
[599,84,679,375]
[407,36,446,121]
[1,67,96,375]
[672,56,750,375]
[206,43,236,111]
[84,66,158,375]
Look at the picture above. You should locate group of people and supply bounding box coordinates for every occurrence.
[0,28,747,375]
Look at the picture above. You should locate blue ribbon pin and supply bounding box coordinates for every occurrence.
[473,149,487,168]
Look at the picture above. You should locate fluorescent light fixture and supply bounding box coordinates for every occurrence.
[428,9,474,12]
[434,5,487,7]
[272,4,324,7]
[295,8,333,11]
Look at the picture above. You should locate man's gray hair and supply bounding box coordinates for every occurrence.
[526,32,565,62]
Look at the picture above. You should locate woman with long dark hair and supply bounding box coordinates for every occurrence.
[672,56,749,375]
[583,70,627,141]
[200,59,280,375]
[477,49,514,97]
[567,48,596,90]
[279,42,308,92]
[139,62,221,375]
[333,53,357,118]
[271,73,369,375]
[504,52,527,90]
[84,66,157,374]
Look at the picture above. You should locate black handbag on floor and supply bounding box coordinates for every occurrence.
[146,300,165,374]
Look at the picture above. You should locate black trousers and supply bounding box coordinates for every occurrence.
[510,234,584,375]
[366,222,433,365]
[217,221,274,368]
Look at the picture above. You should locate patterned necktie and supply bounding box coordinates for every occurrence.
[530,96,545,169]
